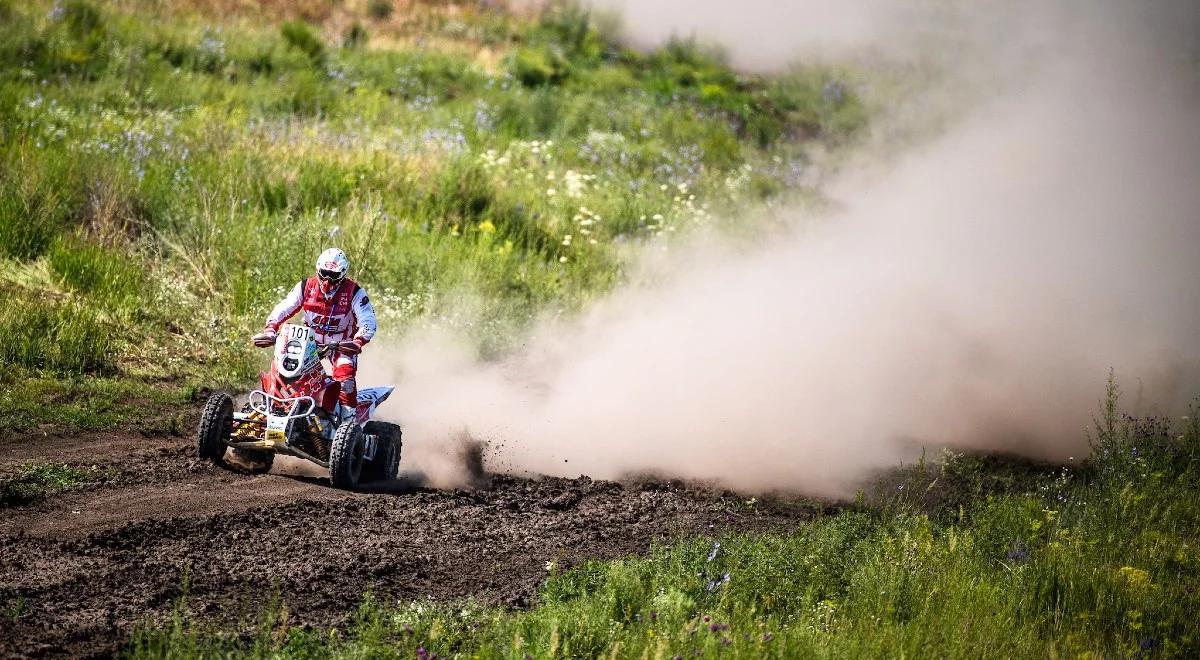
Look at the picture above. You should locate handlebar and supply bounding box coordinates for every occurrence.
[253,333,360,355]
[319,341,361,356]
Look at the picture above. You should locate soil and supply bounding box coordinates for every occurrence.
[0,424,821,659]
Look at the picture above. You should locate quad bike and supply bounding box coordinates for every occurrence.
[196,323,401,488]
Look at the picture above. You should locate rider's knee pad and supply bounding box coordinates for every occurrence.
[332,362,356,382]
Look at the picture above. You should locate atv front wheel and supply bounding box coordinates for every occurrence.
[328,422,365,488]
[362,421,402,483]
[197,392,233,461]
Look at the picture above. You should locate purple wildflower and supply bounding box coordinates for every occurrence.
[705,573,731,592]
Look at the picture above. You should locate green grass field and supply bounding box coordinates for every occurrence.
[0,0,864,424]
[2,1,1196,657]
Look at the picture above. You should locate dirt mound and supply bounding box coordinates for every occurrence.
[0,431,818,658]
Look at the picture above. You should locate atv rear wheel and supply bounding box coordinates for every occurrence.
[328,422,365,488]
[362,421,402,483]
[197,392,233,461]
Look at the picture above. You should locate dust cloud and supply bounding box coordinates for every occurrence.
[362,1,1200,496]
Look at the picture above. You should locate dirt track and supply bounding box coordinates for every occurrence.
[0,426,820,658]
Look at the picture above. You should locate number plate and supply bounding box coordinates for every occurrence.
[266,429,286,443]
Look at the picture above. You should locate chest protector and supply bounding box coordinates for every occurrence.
[300,277,360,341]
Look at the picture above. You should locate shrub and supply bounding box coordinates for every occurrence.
[62,1,103,39]
[366,0,393,20]
[534,1,607,65]
[280,20,324,63]
[511,46,570,87]
[343,22,368,49]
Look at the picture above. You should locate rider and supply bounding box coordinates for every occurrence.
[252,248,377,425]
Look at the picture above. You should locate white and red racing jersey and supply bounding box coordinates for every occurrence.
[265,277,377,345]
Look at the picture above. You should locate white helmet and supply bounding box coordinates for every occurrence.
[315,247,349,293]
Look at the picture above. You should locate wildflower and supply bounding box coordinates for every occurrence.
[1118,566,1151,594]
[558,256,568,263]
[705,573,731,592]
[822,80,846,104]
[478,220,496,234]
[706,542,721,562]
[1001,538,1030,563]
[708,623,729,632]
[546,188,557,197]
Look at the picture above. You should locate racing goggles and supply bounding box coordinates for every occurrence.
[317,268,344,283]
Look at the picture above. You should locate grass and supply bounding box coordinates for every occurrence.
[126,383,1200,657]
[0,0,866,429]
[0,366,195,434]
[0,461,93,506]
[0,291,117,375]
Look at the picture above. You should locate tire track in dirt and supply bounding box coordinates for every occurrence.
[0,431,820,658]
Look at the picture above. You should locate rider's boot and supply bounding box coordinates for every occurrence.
[337,384,359,427]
